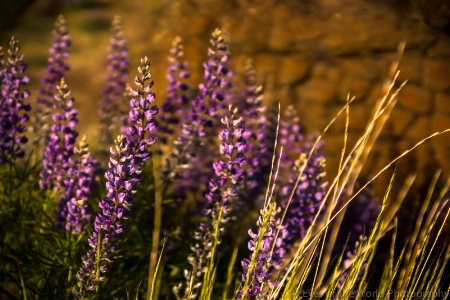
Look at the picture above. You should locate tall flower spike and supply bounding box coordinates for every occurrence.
[162,29,232,195]
[272,106,328,250]
[337,183,380,291]
[39,78,78,191]
[173,105,247,300]
[240,60,269,201]
[158,36,190,146]
[239,202,287,300]
[200,28,233,119]
[0,37,31,164]
[33,15,70,147]
[99,15,129,146]
[74,57,158,296]
[63,135,98,233]
[279,135,328,250]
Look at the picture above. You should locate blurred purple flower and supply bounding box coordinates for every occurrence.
[240,60,269,202]
[0,37,31,164]
[173,105,246,300]
[158,36,190,146]
[39,78,78,191]
[163,29,232,200]
[33,15,70,146]
[99,16,129,146]
[276,106,327,249]
[62,135,98,233]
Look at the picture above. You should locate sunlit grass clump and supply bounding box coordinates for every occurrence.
[0,15,449,300]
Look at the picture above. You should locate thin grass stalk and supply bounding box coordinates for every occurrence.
[222,239,240,300]
[395,172,440,292]
[147,152,163,300]
[200,207,223,300]
[149,237,167,300]
[403,183,449,295]
[407,200,450,300]
[240,202,275,299]
[314,94,353,288]
[276,72,404,292]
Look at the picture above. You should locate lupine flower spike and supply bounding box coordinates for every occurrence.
[173,104,247,300]
[0,37,31,164]
[239,202,287,300]
[33,15,70,146]
[162,29,231,195]
[277,107,328,250]
[99,15,129,146]
[63,135,97,233]
[39,78,78,191]
[158,36,190,146]
[240,60,269,201]
[73,56,158,296]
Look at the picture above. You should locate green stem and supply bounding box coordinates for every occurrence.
[95,230,102,297]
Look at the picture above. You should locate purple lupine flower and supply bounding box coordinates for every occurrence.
[73,57,158,296]
[337,184,380,291]
[158,36,190,146]
[39,78,78,191]
[273,106,328,249]
[173,105,247,300]
[62,135,97,233]
[0,37,31,164]
[162,29,232,197]
[279,137,328,248]
[99,15,129,146]
[239,202,288,300]
[240,60,269,201]
[33,15,70,146]
[337,236,367,294]
[199,28,233,120]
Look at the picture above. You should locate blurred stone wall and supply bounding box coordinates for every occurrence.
[2,0,450,191]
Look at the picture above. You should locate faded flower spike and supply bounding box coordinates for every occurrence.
[158,36,190,146]
[33,15,71,146]
[62,135,98,233]
[74,56,158,296]
[0,37,31,164]
[239,202,287,300]
[174,105,247,300]
[39,78,78,191]
[99,15,129,146]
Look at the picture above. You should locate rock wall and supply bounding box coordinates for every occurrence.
[6,0,450,190]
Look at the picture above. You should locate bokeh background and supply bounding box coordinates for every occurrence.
[1,0,450,195]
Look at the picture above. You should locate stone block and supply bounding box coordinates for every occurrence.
[397,84,432,112]
[397,53,423,82]
[387,107,415,136]
[405,115,432,141]
[278,55,310,85]
[435,92,450,114]
[423,58,450,91]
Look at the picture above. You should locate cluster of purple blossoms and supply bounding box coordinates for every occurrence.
[158,36,190,146]
[240,60,269,200]
[73,56,158,296]
[239,202,288,300]
[99,15,129,146]
[34,15,70,147]
[38,78,97,233]
[0,37,31,164]
[163,29,232,198]
[39,78,78,191]
[60,135,97,233]
[337,184,381,290]
[277,106,327,248]
[173,105,247,300]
